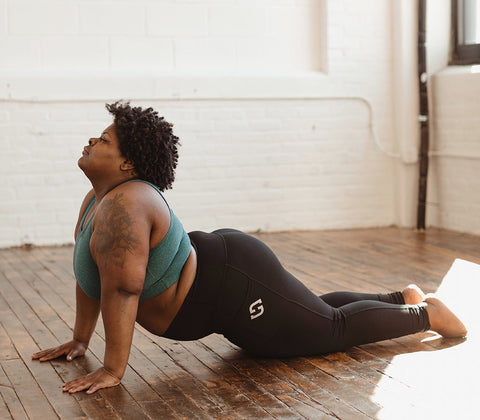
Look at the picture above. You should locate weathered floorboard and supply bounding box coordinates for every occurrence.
[0,227,478,419]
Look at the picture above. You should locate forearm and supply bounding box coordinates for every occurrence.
[73,283,101,345]
[101,291,139,379]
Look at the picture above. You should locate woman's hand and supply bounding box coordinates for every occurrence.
[62,367,121,394]
[31,339,87,362]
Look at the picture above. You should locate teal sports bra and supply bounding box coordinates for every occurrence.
[73,180,191,302]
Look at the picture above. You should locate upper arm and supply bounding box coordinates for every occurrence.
[90,190,151,297]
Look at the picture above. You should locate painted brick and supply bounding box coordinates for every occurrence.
[0,36,42,69]
[41,36,109,71]
[208,6,265,37]
[146,3,208,37]
[110,37,174,71]
[0,1,6,35]
[0,110,8,123]
[427,70,480,234]
[8,1,78,35]
[0,0,419,247]
[79,3,145,35]
[0,227,20,248]
[174,38,236,71]
[235,38,270,71]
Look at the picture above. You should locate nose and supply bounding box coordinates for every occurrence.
[88,137,97,146]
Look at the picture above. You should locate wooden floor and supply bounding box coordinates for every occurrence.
[0,227,479,419]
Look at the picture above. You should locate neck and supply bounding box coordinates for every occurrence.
[89,176,136,201]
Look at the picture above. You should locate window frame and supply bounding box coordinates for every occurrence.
[451,0,480,64]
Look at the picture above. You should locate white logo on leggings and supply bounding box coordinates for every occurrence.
[249,299,264,320]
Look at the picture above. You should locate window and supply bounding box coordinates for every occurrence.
[452,0,480,64]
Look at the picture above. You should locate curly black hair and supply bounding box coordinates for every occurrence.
[106,101,180,191]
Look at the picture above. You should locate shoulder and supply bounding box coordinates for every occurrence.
[100,181,166,217]
[95,185,146,229]
[74,189,95,239]
[92,181,169,237]
[79,189,95,214]
[91,180,171,253]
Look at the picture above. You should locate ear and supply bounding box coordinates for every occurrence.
[120,160,135,172]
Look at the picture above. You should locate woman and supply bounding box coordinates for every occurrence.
[32,102,467,395]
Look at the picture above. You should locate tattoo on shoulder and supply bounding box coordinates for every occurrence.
[94,193,141,269]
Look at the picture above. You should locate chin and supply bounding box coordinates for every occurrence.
[77,157,87,172]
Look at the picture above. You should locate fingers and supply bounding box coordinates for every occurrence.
[62,369,121,395]
[33,347,120,395]
[66,349,80,361]
[31,350,49,360]
[32,347,67,362]
[32,341,86,362]
[31,348,54,359]
[62,378,91,394]
[86,383,103,395]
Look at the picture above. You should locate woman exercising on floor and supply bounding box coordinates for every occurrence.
[32,102,467,394]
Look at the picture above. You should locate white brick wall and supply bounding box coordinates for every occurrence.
[166,98,394,233]
[427,68,480,235]
[0,0,404,247]
[9,1,78,36]
[0,97,395,247]
[147,3,209,37]
[1,0,325,73]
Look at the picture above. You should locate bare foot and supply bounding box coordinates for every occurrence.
[425,296,468,338]
[402,284,426,305]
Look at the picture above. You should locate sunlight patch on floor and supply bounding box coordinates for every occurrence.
[372,259,480,420]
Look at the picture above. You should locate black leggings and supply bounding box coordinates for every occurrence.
[163,229,430,357]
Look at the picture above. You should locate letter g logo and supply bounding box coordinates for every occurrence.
[249,299,264,320]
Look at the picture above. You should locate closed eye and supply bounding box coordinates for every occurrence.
[100,131,110,142]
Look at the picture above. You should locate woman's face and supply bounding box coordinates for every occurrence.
[78,124,128,179]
